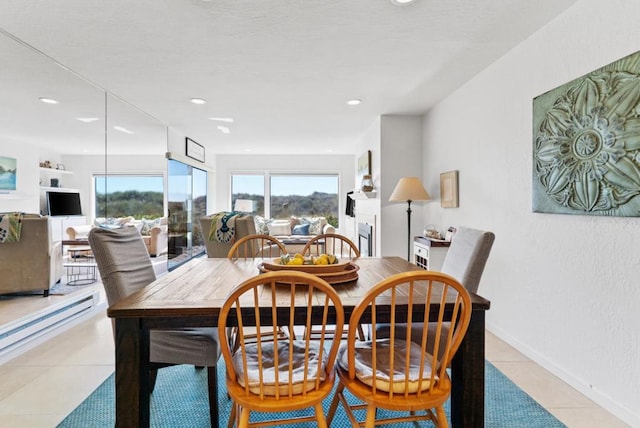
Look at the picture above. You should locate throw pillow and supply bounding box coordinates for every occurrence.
[254,215,271,235]
[301,217,324,235]
[267,221,291,236]
[140,218,161,236]
[292,223,310,235]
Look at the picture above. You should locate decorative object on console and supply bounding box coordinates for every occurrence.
[533,49,640,217]
[389,177,431,261]
[360,174,374,192]
[440,170,459,208]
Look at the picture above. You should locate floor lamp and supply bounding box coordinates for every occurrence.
[389,177,431,261]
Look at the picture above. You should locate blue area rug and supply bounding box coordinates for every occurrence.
[58,361,565,427]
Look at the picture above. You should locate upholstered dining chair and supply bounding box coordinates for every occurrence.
[218,270,345,428]
[88,226,221,427]
[227,234,287,260]
[440,226,495,294]
[302,233,360,258]
[375,226,494,353]
[327,270,472,428]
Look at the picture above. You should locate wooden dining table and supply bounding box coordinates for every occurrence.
[107,256,490,428]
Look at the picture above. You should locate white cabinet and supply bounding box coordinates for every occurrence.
[413,236,450,271]
[48,216,87,243]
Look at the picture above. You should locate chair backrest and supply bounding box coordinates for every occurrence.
[200,214,257,257]
[227,234,287,260]
[345,270,471,397]
[218,271,344,399]
[88,226,156,306]
[441,226,495,294]
[302,233,360,258]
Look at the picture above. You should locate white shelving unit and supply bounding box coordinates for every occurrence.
[39,167,75,191]
[349,190,377,200]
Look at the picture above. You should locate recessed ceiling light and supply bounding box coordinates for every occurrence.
[346,99,362,106]
[390,0,416,5]
[208,117,234,123]
[39,97,59,104]
[217,125,231,134]
[113,125,134,134]
[76,117,100,123]
[190,98,207,105]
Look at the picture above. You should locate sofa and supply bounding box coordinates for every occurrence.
[254,215,335,253]
[200,214,336,257]
[0,214,63,296]
[66,216,168,257]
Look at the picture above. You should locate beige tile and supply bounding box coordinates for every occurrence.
[0,413,68,428]
[485,331,530,362]
[550,407,631,428]
[0,365,112,416]
[0,365,49,400]
[493,361,594,409]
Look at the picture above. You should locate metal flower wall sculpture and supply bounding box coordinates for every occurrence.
[533,51,640,216]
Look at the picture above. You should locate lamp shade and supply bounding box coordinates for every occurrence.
[234,199,255,213]
[389,177,431,202]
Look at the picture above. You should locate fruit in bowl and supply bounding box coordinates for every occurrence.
[279,253,338,266]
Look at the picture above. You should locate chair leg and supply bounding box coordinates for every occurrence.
[227,402,237,428]
[314,402,328,428]
[149,368,158,393]
[364,404,376,428]
[207,366,218,428]
[238,407,250,428]
[436,405,449,428]
[326,382,343,425]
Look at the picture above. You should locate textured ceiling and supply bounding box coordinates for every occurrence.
[0,0,578,155]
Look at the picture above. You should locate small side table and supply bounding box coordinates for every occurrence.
[413,236,450,271]
[62,241,97,285]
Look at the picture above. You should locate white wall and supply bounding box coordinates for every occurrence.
[354,115,424,258]
[422,0,640,424]
[215,154,354,230]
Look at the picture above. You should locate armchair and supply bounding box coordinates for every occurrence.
[199,214,256,257]
[0,214,63,296]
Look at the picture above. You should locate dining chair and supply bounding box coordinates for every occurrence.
[375,226,494,355]
[327,270,472,428]
[302,233,360,258]
[227,233,287,260]
[88,226,221,428]
[302,233,363,340]
[218,270,345,428]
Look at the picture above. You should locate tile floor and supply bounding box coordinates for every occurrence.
[0,289,631,428]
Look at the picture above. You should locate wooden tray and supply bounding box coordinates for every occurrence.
[258,261,360,285]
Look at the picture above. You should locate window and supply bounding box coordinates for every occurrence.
[94,175,164,219]
[231,173,339,227]
[231,174,265,216]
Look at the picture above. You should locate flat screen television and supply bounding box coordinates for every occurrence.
[46,191,82,216]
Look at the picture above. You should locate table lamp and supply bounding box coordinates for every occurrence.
[233,199,255,213]
[389,177,431,261]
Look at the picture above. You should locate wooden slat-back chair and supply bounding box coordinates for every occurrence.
[302,233,360,259]
[218,271,345,428]
[227,234,287,261]
[327,270,471,428]
[303,233,363,340]
[227,234,289,348]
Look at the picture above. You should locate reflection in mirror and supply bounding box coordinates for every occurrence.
[0,29,105,220]
[101,94,169,262]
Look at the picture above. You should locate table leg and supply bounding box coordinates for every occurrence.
[115,318,151,428]
[451,309,485,428]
